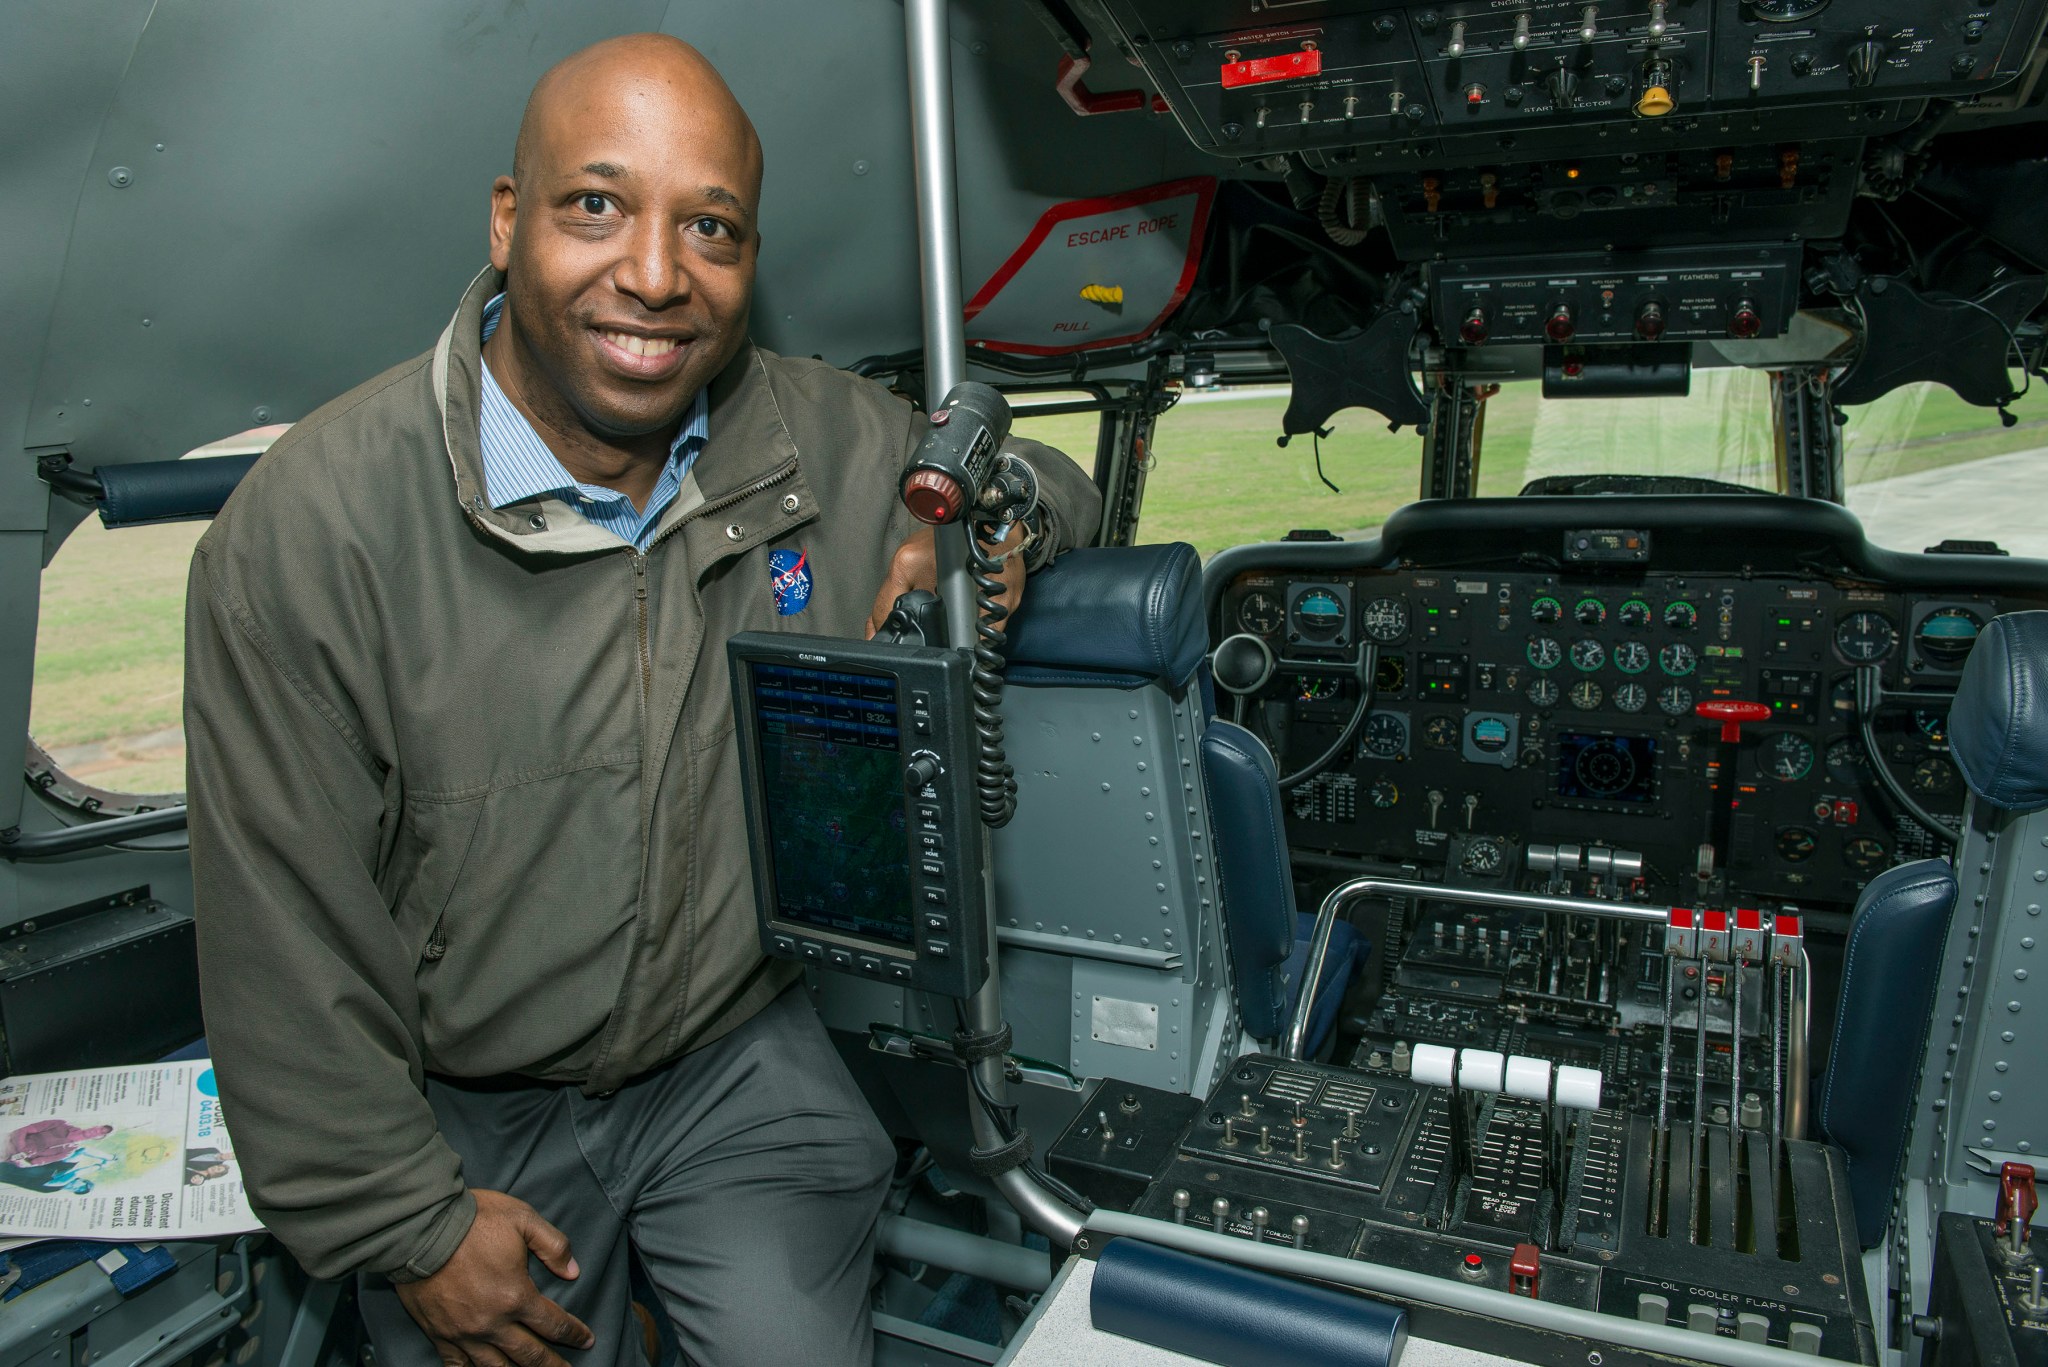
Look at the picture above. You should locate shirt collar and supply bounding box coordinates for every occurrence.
[476,293,709,511]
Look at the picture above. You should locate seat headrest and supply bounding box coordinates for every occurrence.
[1950,610,2048,813]
[1004,543,1206,689]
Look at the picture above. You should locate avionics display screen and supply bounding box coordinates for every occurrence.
[1556,732,1659,804]
[749,661,914,945]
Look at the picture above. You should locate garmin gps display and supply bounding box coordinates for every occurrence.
[750,662,915,944]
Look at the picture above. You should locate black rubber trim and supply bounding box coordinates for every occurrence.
[952,1023,1014,1064]
[966,1131,1034,1177]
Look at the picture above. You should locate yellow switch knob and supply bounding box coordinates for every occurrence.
[1635,84,1675,116]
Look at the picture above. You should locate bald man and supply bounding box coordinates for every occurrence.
[184,34,1099,1367]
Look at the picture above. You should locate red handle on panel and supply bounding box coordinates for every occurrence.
[1695,699,1772,742]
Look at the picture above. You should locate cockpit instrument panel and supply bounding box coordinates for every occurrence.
[1213,501,2048,912]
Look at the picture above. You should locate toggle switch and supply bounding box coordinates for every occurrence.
[1291,1213,1310,1249]
[1172,1189,1191,1224]
[1513,12,1531,49]
[1250,1206,1270,1240]
[1447,21,1467,57]
[1579,6,1598,43]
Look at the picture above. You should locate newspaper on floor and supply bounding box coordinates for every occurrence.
[0,1060,262,1242]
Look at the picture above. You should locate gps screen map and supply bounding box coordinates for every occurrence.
[750,661,915,945]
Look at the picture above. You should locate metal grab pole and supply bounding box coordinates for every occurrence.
[903,0,1084,1248]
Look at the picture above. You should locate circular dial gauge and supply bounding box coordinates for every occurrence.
[1775,826,1818,863]
[1619,599,1653,629]
[1369,778,1400,809]
[1293,589,1345,637]
[1527,637,1564,670]
[1376,656,1408,694]
[1361,597,1410,644]
[1422,715,1461,749]
[1843,835,1890,874]
[1238,591,1284,635]
[1296,675,1339,703]
[1575,597,1608,626]
[1527,676,1561,708]
[1826,737,1867,780]
[1911,756,1960,796]
[1660,643,1698,677]
[1914,708,1948,742]
[1658,684,1694,716]
[1835,611,1898,663]
[1915,607,1986,669]
[1614,682,1649,714]
[1766,733,1816,782]
[1571,639,1607,672]
[1664,601,1699,631]
[1362,713,1408,759]
[1460,838,1505,874]
[1573,738,1640,797]
[1569,679,1605,710]
[1751,0,1831,22]
[1530,596,1563,625]
[1613,641,1652,675]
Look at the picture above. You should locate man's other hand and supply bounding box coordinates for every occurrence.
[396,1190,595,1367]
[867,523,1027,639]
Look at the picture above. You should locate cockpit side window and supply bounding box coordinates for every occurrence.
[26,427,286,811]
[1844,375,2048,556]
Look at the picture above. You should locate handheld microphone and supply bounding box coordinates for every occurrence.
[901,382,1011,525]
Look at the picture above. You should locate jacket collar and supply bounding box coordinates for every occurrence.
[432,266,804,557]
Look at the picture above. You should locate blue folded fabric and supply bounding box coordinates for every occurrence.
[2,1241,181,1300]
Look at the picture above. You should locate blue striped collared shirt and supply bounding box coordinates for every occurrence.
[477,293,708,551]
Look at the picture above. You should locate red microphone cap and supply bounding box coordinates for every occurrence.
[903,469,964,524]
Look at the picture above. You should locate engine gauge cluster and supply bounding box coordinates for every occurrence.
[1219,563,2035,912]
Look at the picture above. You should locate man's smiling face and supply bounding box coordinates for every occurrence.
[488,37,764,444]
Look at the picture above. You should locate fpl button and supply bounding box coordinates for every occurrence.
[1219,49,1323,90]
[923,887,947,907]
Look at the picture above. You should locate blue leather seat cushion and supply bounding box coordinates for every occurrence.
[1816,859,1957,1248]
[1282,912,1368,1060]
[1199,721,1297,1039]
[1005,543,1207,690]
[1950,610,2048,812]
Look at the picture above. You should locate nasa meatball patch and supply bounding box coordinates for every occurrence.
[769,547,812,615]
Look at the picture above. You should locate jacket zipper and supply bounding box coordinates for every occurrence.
[668,456,800,544]
[632,553,652,705]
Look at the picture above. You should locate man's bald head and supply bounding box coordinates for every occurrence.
[512,34,762,194]
[484,32,766,467]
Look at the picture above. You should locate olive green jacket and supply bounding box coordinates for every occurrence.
[184,267,1100,1281]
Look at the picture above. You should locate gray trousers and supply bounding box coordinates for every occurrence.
[359,987,896,1367]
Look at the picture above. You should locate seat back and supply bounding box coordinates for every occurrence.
[1900,611,2048,1265]
[1816,859,1957,1249]
[983,543,1239,1096]
[1198,720,1297,1041]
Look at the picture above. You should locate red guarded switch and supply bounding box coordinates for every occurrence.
[1510,1243,1541,1297]
[1220,49,1324,90]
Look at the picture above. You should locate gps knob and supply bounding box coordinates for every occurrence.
[902,468,966,525]
[905,752,944,789]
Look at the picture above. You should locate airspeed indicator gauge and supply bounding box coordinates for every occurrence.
[1766,733,1815,782]
[1361,597,1410,644]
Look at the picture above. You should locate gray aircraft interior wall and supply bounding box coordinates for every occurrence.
[2,0,1200,905]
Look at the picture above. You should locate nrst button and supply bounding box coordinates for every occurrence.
[925,939,951,959]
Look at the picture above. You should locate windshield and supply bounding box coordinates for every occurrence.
[1128,370,2048,561]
